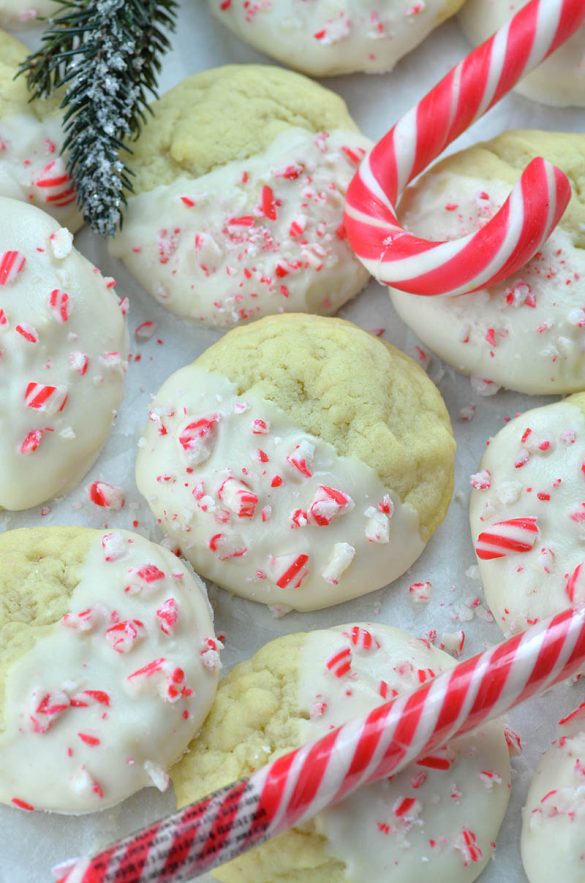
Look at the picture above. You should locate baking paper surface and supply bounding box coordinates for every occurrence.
[1,3,584,880]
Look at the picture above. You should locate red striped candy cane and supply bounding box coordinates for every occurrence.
[57,606,585,883]
[345,0,585,297]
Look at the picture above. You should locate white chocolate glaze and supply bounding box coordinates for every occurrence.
[0,197,128,510]
[110,128,371,328]
[298,624,511,881]
[0,530,219,814]
[135,366,426,612]
[0,114,81,230]
[209,0,462,77]
[390,175,585,394]
[460,0,585,108]
[521,722,585,883]
[469,400,585,635]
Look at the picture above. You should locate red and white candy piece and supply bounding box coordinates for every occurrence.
[345,625,380,653]
[29,690,70,734]
[565,562,585,606]
[200,636,224,672]
[24,382,68,415]
[286,440,314,478]
[308,485,354,526]
[156,598,179,636]
[269,552,310,589]
[88,481,126,511]
[48,289,72,323]
[325,646,353,678]
[101,531,128,562]
[32,158,76,208]
[19,427,52,456]
[475,517,539,560]
[179,416,220,465]
[126,658,192,704]
[321,542,355,585]
[61,607,100,632]
[0,251,25,286]
[125,564,166,594]
[106,619,146,654]
[218,476,258,518]
[344,0,585,298]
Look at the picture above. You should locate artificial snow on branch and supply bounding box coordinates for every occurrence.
[20,0,178,235]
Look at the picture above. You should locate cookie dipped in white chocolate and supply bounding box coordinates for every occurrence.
[521,710,585,883]
[390,168,585,395]
[460,0,585,107]
[0,31,81,229]
[209,0,465,77]
[470,395,585,636]
[110,128,371,328]
[0,528,219,814]
[0,198,128,510]
[299,625,511,881]
[136,366,427,612]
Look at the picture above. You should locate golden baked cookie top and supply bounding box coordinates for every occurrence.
[198,314,455,539]
[127,64,358,195]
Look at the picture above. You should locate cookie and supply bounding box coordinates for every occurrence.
[469,394,585,636]
[0,197,128,510]
[172,622,511,882]
[389,130,585,394]
[460,0,585,107]
[521,716,585,883]
[0,526,220,814]
[209,0,465,77]
[136,314,455,611]
[109,65,371,328]
[0,0,57,27]
[0,31,81,230]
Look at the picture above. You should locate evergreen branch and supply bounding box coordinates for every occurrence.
[18,0,178,236]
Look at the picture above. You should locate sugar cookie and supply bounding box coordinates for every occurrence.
[521,714,585,883]
[0,527,219,814]
[0,197,127,510]
[110,66,371,328]
[209,0,465,77]
[0,31,81,230]
[172,623,511,882]
[136,314,455,611]
[390,131,585,394]
[470,394,585,635]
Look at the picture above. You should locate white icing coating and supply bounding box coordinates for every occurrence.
[390,174,585,394]
[521,726,585,883]
[469,399,585,635]
[460,0,585,108]
[0,114,81,230]
[210,0,460,77]
[0,529,219,814]
[135,366,426,612]
[0,0,56,26]
[298,624,511,881]
[109,128,371,328]
[0,197,128,510]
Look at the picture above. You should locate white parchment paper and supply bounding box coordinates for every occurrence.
[1,3,584,881]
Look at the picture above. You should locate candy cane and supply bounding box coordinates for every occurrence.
[345,0,585,297]
[57,606,585,883]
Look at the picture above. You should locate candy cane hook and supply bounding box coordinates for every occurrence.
[345,0,585,297]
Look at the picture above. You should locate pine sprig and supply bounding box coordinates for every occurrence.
[19,0,178,235]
